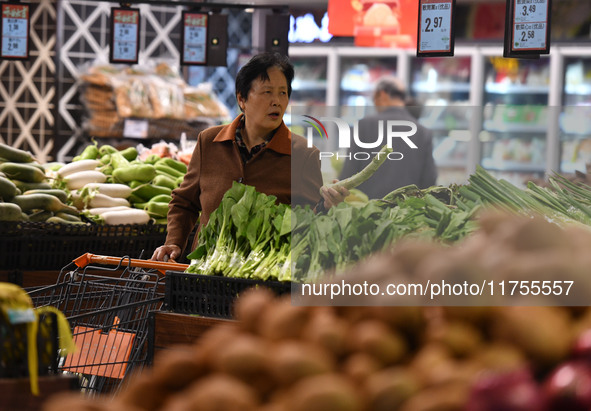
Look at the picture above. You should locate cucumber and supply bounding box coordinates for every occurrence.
[54,212,82,222]
[28,210,53,222]
[23,189,68,203]
[12,180,52,192]
[0,202,24,221]
[0,143,34,163]
[11,193,77,213]
[0,176,19,199]
[0,162,46,183]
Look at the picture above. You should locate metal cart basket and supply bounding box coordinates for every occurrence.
[27,253,188,396]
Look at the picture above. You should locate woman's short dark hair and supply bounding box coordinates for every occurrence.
[235,52,294,106]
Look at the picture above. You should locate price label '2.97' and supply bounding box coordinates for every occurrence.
[110,8,140,64]
[181,12,208,65]
[417,0,455,57]
[1,3,29,59]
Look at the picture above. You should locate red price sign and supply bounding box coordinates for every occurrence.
[417,0,455,57]
[1,3,30,59]
[181,11,208,65]
[110,8,140,64]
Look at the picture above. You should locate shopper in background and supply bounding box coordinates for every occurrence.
[152,52,348,262]
[339,76,438,199]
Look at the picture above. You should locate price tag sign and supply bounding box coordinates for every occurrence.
[181,12,208,66]
[417,0,455,57]
[504,0,551,57]
[123,119,149,138]
[1,3,30,60]
[110,8,140,64]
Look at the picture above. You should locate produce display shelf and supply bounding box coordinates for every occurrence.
[0,221,167,270]
[164,271,292,319]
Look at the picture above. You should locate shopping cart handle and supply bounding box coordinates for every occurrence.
[73,253,189,275]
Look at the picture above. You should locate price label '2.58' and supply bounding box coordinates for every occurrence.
[417,0,455,57]
[504,0,551,57]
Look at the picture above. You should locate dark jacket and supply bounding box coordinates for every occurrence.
[165,114,323,252]
[339,106,437,199]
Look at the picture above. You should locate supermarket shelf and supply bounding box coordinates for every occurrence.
[565,84,591,95]
[436,159,467,168]
[483,120,548,134]
[481,158,546,173]
[560,161,587,174]
[485,83,549,95]
[412,82,471,94]
[292,79,327,91]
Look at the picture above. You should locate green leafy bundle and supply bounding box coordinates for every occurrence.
[186,182,292,281]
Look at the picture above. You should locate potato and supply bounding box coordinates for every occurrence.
[302,308,350,357]
[164,374,259,411]
[349,319,408,366]
[117,372,172,411]
[408,343,455,387]
[285,374,363,411]
[212,333,275,396]
[341,352,382,384]
[151,345,207,391]
[490,306,573,369]
[233,287,277,333]
[258,298,311,340]
[196,322,242,365]
[425,321,483,358]
[470,343,527,373]
[398,382,470,411]
[364,367,422,411]
[271,340,335,386]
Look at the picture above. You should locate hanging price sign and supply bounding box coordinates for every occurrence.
[1,3,30,60]
[417,0,455,57]
[181,11,208,65]
[110,8,140,64]
[504,0,551,57]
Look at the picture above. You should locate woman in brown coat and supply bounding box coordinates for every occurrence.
[152,52,347,262]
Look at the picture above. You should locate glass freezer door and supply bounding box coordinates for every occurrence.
[560,56,591,177]
[479,56,550,187]
[410,55,472,186]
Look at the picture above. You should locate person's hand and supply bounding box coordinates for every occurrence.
[151,244,181,262]
[320,180,350,210]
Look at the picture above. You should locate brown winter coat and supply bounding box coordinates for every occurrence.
[165,114,323,253]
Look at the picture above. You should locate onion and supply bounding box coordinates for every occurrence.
[465,368,545,411]
[543,360,591,411]
[573,329,591,360]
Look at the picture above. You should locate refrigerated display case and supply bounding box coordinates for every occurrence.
[479,53,551,186]
[558,50,591,176]
[409,51,474,186]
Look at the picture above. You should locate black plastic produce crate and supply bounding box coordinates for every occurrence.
[164,271,292,319]
[0,221,167,270]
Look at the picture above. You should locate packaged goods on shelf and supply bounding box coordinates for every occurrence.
[78,61,230,139]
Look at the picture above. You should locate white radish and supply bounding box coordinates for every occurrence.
[87,206,133,215]
[100,209,150,225]
[64,170,107,190]
[87,193,130,208]
[83,182,132,199]
[57,159,101,178]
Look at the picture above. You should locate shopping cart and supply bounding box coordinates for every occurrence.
[27,253,188,396]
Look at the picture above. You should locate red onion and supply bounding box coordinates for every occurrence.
[465,368,545,411]
[543,360,591,411]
